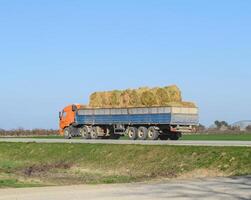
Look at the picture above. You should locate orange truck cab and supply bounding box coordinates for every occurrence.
[59,104,81,135]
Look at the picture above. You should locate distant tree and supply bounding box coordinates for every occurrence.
[229,125,241,132]
[221,121,229,127]
[0,129,58,136]
[214,120,221,129]
[246,125,251,132]
[0,129,5,135]
[197,124,206,132]
[214,120,229,130]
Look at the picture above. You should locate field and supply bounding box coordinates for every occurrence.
[0,142,250,188]
[182,134,251,141]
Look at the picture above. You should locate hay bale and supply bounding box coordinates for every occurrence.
[89,92,102,107]
[141,91,157,106]
[128,90,141,107]
[120,90,131,107]
[156,88,171,105]
[88,85,195,108]
[102,92,111,106]
[109,90,122,107]
[164,85,182,102]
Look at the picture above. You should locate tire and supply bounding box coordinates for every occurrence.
[147,127,159,140]
[80,126,91,139]
[90,127,99,139]
[169,134,180,141]
[127,127,138,140]
[159,135,169,140]
[64,128,72,139]
[137,127,148,140]
[109,134,121,140]
[70,127,79,137]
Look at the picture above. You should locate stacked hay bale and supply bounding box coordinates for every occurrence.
[89,85,196,108]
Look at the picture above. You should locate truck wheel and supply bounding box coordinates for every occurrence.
[127,127,138,140]
[64,128,72,139]
[137,127,148,140]
[80,126,91,139]
[169,133,181,141]
[109,134,121,140]
[147,127,159,140]
[159,135,169,140]
[90,127,99,139]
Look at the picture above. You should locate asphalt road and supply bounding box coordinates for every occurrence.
[1,176,251,200]
[0,138,251,147]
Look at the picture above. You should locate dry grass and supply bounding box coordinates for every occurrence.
[177,169,226,179]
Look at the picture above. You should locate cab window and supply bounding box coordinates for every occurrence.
[62,111,67,119]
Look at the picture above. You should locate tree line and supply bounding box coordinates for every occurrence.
[197,121,251,133]
[0,129,58,136]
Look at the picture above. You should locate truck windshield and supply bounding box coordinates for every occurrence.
[62,111,67,119]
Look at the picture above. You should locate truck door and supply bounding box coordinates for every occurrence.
[60,110,68,130]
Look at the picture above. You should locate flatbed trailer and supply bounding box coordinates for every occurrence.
[59,104,199,140]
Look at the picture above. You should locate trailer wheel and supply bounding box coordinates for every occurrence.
[138,127,148,140]
[80,126,91,139]
[147,127,159,140]
[127,127,138,140]
[109,134,121,140]
[64,128,72,139]
[90,127,99,139]
[169,135,179,140]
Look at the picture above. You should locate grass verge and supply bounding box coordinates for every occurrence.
[1,133,251,141]
[0,142,250,188]
[181,134,251,141]
[0,179,43,188]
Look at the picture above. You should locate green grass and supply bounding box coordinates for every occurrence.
[181,134,251,141]
[0,142,250,188]
[0,135,64,139]
[0,179,43,188]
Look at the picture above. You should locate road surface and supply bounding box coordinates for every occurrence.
[0,176,250,200]
[0,138,251,147]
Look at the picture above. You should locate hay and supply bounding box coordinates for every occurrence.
[164,101,196,108]
[88,85,196,108]
[141,91,157,106]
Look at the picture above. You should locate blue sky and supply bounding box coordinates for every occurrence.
[0,1,250,129]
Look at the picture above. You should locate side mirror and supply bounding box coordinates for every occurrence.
[59,112,62,120]
[72,105,78,112]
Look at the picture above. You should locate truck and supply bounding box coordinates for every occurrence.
[59,104,199,140]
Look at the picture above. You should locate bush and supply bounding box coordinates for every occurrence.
[246,125,251,132]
